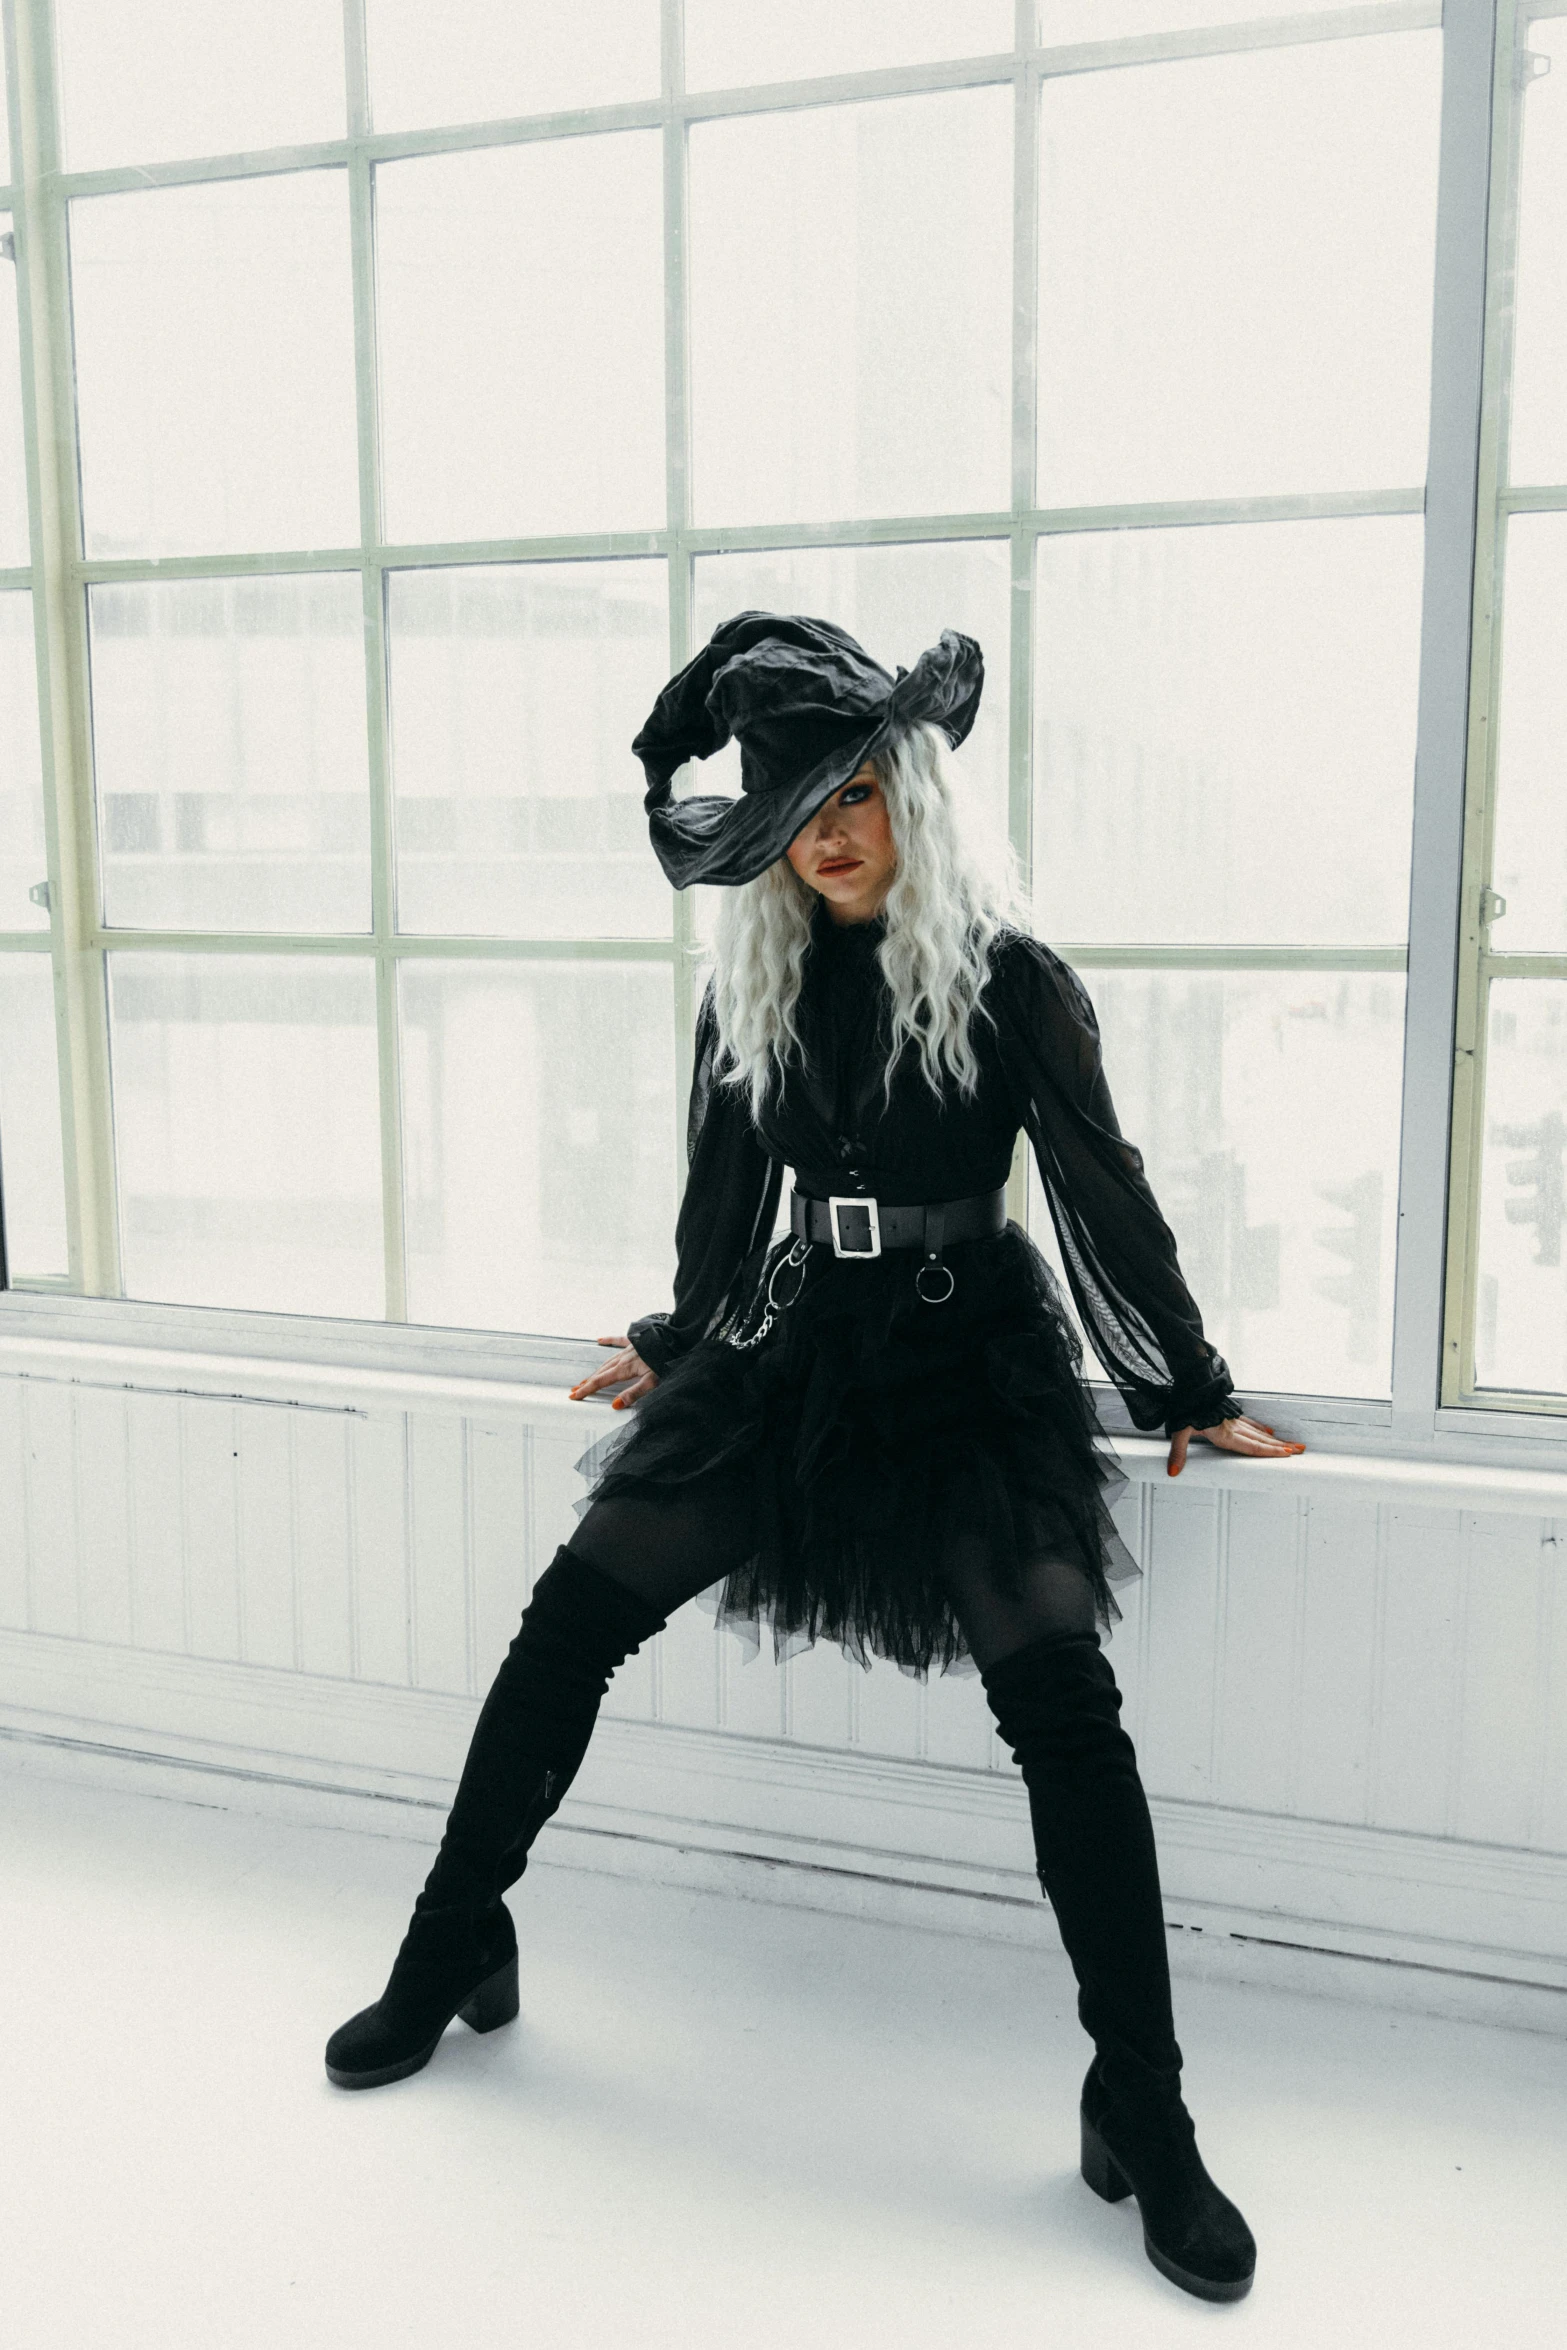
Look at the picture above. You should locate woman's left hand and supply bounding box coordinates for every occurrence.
[1167,1415,1305,1477]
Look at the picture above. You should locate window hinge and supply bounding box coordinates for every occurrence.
[1479,885,1507,928]
[1516,50,1552,92]
[28,879,50,911]
[0,231,14,266]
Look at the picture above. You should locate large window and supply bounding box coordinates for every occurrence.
[0,1,1561,1440]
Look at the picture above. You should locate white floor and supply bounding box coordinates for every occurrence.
[3,1757,1565,2350]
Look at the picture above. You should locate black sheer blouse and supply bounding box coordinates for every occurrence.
[628,911,1239,1439]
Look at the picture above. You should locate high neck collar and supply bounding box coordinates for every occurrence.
[813,898,886,948]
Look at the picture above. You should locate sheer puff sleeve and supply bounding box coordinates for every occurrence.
[626,977,784,1378]
[988,929,1243,1440]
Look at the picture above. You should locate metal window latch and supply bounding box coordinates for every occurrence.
[0,232,14,266]
[1516,50,1552,92]
[28,879,50,912]
[1479,885,1507,928]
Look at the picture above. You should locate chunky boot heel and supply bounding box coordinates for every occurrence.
[1080,2114,1133,2203]
[325,1902,519,2091]
[457,1953,520,2034]
[1080,2055,1257,2303]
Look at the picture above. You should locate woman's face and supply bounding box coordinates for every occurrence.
[783,760,896,925]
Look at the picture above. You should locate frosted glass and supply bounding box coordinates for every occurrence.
[377,135,665,546]
[388,561,671,939]
[0,215,26,567]
[91,576,371,935]
[690,536,1013,876]
[0,954,68,1280]
[1028,967,1406,1400]
[1037,32,1442,505]
[1509,17,1567,488]
[55,0,345,171]
[367,0,660,130]
[0,592,47,935]
[401,961,676,1338]
[71,174,360,560]
[108,954,382,1318]
[1036,0,1393,38]
[1034,517,1424,946]
[689,88,1012,526]
[1490,516,1567,955]
[686,0,1014,89]
[1475,981,1567,1399]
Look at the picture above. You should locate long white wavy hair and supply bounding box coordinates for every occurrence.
[707,720,1028,1121]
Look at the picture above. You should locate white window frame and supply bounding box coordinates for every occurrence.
[1439,0,1567,1418]
[1,0,1562,1471]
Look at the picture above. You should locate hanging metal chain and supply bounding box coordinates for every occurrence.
[727,1237,811,1351]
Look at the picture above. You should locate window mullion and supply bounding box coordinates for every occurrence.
[1007,9,1038,1232]
[663,0,695,1172]
[1392,0,1503,1429]
[344,0,406,1323]
[8,0,120,1296]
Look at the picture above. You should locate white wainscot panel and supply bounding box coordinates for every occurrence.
[1,1335,1565,2026]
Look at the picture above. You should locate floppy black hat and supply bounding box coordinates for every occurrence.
[632,610,984,890]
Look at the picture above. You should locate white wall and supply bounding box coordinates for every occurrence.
[2,1299,1565,2033]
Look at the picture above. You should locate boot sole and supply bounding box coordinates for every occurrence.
[1080,2112,1255,2303]
[325,1954,520,2091]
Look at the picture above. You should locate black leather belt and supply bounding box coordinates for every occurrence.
[789,1184,1008,1262]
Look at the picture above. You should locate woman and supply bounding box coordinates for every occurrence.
[325,613,1302,2305]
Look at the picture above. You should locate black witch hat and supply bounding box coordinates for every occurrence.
[632,610,984,890]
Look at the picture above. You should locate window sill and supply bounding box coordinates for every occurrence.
[1110,1435,1567,1520]
[3,1289,1566,1488]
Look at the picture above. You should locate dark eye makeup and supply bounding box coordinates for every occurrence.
[838,782,873,806]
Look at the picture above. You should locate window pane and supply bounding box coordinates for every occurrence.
[686,0,1014,89]
[690,537,1012,843]
[108,953,382,1317]
[55,0,343,173]
[55,0,345,171]
[388,560,671,939]
[1,216,27,567]
[1490,514,1567,955]
[367,0,660,131]
[0,592,48,933]
[1034,517,1423,946]
[377,135,665,547]
[1474,980,1567,1398]
[91,576,371,935]
[1036,0,1394,38]
[689,89,1012,527]
[1509,16,1567,488]
[401,960,676,1337]
[71,174,360,560]
[1028,968,1406,1399]
[1038,32,1441,506]
[0,954,68,1279]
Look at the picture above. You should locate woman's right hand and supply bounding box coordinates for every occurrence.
[567,1336,659,1411]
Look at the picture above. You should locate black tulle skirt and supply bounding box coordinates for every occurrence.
[572,1221,1141,1678]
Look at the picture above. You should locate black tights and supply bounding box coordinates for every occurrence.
[567,1462,1100,1670]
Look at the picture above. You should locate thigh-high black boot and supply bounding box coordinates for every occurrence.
[981,1630,1257,2302]
[325,1544,667,2090]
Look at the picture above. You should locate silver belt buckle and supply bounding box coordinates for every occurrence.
[828,1195,881,1258]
